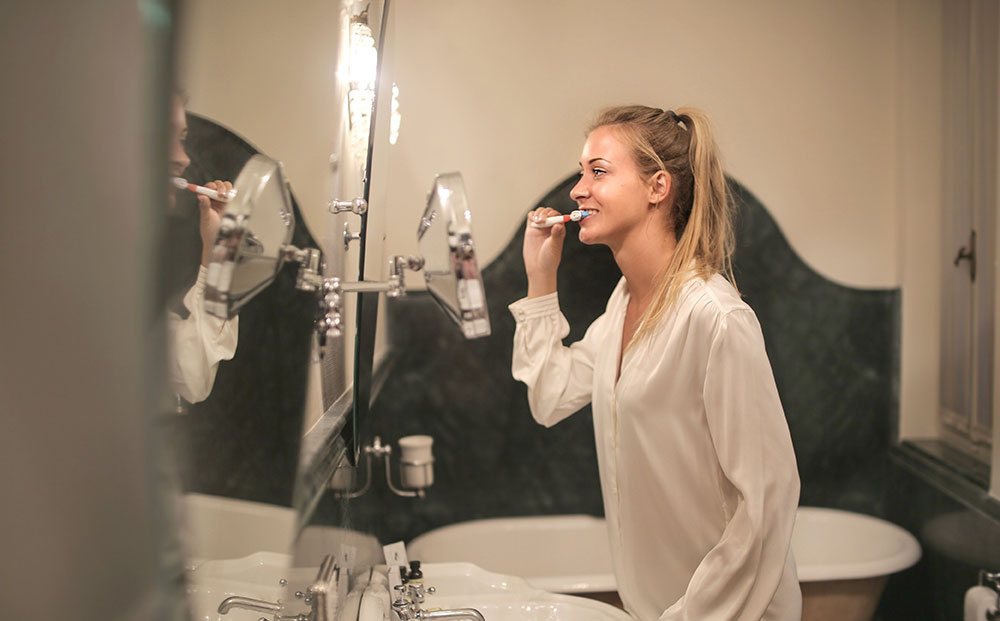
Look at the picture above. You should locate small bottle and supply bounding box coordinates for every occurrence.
[408,560,423,583]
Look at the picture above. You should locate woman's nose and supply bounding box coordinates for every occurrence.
[171,139,190,171]
[570,177,588,201]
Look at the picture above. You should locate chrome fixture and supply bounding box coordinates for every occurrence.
[203,159,490,343]
[329,197,368,215]
[218,595,282,615]
[202,155,368,319]
[307,172,491,342]
[343,222,361,248]
[332,435,434,499]
[317,254,425,339]
[217,555,339,621]
[391,581,483,621]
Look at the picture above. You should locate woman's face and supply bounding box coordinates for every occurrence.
[168,96,190,206]
[570,125,662,250]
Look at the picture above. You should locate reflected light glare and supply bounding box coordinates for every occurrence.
[389,83,401,145]
[348,19,377,160]
[349,21,377,89]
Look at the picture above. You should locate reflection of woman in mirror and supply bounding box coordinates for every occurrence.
[166,92,238,404]
[511,106,800,619]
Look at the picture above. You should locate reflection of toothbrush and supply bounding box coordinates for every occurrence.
[530,210,592,228]
[171,177,237,202]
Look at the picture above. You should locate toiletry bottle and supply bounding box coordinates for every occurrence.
[408,560,423,584]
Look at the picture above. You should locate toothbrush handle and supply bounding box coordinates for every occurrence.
[190,184,236,202]
[530,214,570,228]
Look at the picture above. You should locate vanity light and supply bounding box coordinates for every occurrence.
[348,11,377,160]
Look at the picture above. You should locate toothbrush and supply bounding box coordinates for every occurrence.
[171,177,237,202]
[530,210,592,228]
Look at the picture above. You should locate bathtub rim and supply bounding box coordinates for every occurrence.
[407,514,617,593]
[408,508,923,590]
[793,506,922,582]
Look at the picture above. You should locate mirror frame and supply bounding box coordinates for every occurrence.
[348,0,392,466]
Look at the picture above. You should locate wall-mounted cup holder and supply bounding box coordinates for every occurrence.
[330,435,434,499]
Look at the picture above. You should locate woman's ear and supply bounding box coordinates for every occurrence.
[649,170,671,205]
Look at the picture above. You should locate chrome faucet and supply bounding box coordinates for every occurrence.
[216,555,338,621]
[391,582,485,621]
[413,609,486,621]
[217,595,311,621]
[217,595,282,615]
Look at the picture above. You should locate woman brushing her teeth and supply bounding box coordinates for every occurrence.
[511,106,801,620]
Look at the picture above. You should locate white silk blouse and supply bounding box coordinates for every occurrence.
[510,274,801,620]
[167,265,238,404]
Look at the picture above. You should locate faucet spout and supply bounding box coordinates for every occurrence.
[419,608,486,621]
[217,595,282,615]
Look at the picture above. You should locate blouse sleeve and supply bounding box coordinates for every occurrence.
[509,292,602,427]
[167,265,239,404]
[661,308,800,620]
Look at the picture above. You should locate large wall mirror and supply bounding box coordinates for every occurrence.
[167,0,390,600]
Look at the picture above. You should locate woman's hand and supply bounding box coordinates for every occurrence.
[523,206,565,298]
[199,180,234,266]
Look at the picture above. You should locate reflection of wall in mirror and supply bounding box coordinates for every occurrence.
[371,0,943,435]
[177,0,370,429]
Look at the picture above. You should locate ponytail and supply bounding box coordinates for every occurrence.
[589,105,735,348]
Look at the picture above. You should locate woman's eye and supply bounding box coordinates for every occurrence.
[593,168,606,177]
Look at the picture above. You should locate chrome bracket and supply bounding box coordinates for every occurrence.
[343,222,361,249]
[332,436,424,499]
[328,197,368,215]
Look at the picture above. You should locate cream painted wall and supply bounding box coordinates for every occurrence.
[896,0,943,439]
[374,0,900,289]
[177,2,349,233]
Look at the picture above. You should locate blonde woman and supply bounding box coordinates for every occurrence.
[510,106,801,619]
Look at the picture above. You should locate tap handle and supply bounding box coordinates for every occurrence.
[391,599,415,620]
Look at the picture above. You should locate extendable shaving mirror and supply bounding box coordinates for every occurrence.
[204,153,295,319]
[417,172,491,339]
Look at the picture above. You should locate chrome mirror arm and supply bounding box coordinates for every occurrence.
[290,254,426,343]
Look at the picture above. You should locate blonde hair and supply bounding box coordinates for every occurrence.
[589,105,735,347]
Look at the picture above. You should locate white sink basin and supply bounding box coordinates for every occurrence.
[360,562,631,621]
[185,551,316,621]
[185,554,630,620]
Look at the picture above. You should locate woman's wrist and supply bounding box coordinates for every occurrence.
[527,274,558,298]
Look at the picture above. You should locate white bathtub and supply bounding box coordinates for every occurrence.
[407,508,921,620]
